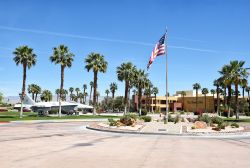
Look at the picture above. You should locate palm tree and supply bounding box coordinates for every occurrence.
[229,60,248,119]
[180,91,186,111]
[40,90,52,102]
[75,88,80,102]
[110,82,118,112]
[85,53,108,114]
[105,89,110,105]
[214,79,220,115]
[34,85,41,102]
[193,83,201,113]
[240,78,248,99]
[83,84,87,103]
[78,92,84,103]
[28,84,36,100]
[55,89,60,101]
[96,91,100,104]
[50,45,74,117]
[13,45,37,118]
[210,89,216,112]
[69,87,74,100]
[83,92,88,104]
[134,69,148,115]
[89,81,94,105]
[61,89,68,101]
[116,62,136,114]
[202,88,209,113]
[152,87,159,113]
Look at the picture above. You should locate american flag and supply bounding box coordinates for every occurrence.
[147,33,166,69]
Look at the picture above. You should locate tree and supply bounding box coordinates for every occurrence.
[75,88,80,102]
[210,89,216,112]
[89,81,94,105]
[85,53,108,114]
[69,87,74,100]
[28,84,36,100]
[245,86,250,111]
[229,60,248,119]
[40,90,52,102]
[50,45,74,117]
[202,88,209,113]
[152,87,159,113]
[134,69,148,115]
[240,78,248,99]
[180,91,186,111]
[83,84,87,103]
[13,45,37,118]
[96,91,100,105]
[83,92,88,104]
[193,83,201,113]
[214,79,220,115]
[110,82,118,112]
[105,89,110,105]
[116,62,136,114]
[34,85,41,102]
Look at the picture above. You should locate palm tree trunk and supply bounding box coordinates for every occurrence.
[59,65,64,117]
[89,86,92,105]
[154,94,157,113]
[235,84,239,120]
[35,93,38,102]
[216,86,220,115]
[93,71,97,115]
[196,89,198,113]
[20,64,27,118]
[242,87,245,99]
[112,92,115,112]
[138,88,142,115]
[204,95,207,113]
[124,81,129,115]
[227,85,232,118]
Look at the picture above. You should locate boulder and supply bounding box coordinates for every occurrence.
[194,121,207,129]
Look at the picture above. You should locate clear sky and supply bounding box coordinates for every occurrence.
[0,0,250,97]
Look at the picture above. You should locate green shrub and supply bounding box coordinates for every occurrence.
[140,116,152,122]
[141,109,147,116]
[168,114,174,122]
[108,118,117,126]
[120,115,136,126]
[48,109,58,114]
[198,114,211,124]
[180,111,185,115]
[231,123,239,128]
[211,116,224,126]
[191,126,195,129]
[124,113,138,120]
[174,115,180,124]
[245,111,250,116]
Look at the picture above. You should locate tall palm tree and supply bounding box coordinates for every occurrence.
[240,78,248,99]
[202,88,209,113]
[105,89,110,104]
[180,91,186,111]
[229,60,248,119]
[75,88,80,102]
[193,83,201,113]
[78,92,84,103]
[210,89,216,112]
[34,85,41,102]
[152,87,159,113]
[83,84,87,103]
[55,89,60,101]
[50,45,74,117]
[69,87,74,100]
[40,90,52,102]
[116,62,136,114]
[110,82,118,112]
[13,45,37,118]
[89,81,94,105]
[28,84,36,100]
[213,79,220,115]
[134,69,148,115]
[85,53,108,114]
[83,92,88,104]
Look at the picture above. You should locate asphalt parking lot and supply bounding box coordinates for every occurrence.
[0,122,250,168]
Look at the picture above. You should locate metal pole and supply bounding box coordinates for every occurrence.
[165,27,168,124]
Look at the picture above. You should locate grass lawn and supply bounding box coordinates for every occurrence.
[0,111,120,122]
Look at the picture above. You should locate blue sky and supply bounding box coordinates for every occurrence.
[0,0,250,97]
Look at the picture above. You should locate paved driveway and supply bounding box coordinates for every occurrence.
[0,122,250,168]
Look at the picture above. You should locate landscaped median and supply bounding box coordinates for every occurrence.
[86,113,250,136]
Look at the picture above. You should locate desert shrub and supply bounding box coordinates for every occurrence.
[108,118,118,126]
[211,116,224,126]
[180,111,185,115]
[140,116,152,122]
[231,123,239,128]
[174,115,180,124]
[191,126,195,129]
[125,113,138,120]
[198,114,211,124]
[48,109,58,114]
[168,114,174,122]
[120,115,136,126]
[141,109,148,116]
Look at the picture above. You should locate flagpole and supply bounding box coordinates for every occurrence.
[165,27,168,124]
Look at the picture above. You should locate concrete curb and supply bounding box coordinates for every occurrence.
[86,125,250,138]
[10,119,108,124]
